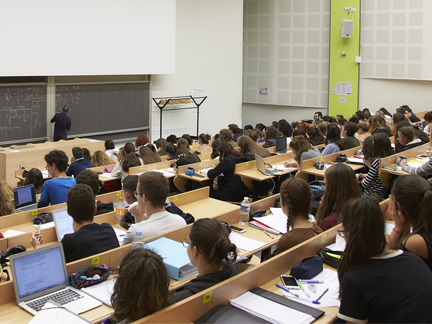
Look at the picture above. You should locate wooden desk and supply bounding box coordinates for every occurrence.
[416,110,429,121]
[379,143,430,176]
[177,160,219,183]
[297,146,363,179]
[129,160,176,178]
[0,138,104,186]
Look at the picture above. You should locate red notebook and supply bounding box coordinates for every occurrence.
[249,220,280,234]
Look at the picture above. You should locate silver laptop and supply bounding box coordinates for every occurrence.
[9,243,102,316]
[13,184,37,212]
[255,154,279,176]
[53,208,74,242]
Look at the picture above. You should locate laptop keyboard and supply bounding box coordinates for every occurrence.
[17,204,37,212]
[26,289,83,312]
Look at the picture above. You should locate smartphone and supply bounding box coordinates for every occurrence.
[230,225,246,233]
[280,275,300,289]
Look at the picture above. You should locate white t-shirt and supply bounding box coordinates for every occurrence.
[121,210,186,245]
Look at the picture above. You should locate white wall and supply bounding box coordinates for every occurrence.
[359,78,432,112]
[150,0,243,140]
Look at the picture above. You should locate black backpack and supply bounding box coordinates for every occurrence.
[165,201,195,224]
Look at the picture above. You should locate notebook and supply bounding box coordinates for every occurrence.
[13,184,37,212]
[9,243,102,316]
[255,154,279,176]
[52,208,74,242]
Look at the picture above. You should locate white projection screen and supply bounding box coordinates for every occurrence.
[0,0,176,76]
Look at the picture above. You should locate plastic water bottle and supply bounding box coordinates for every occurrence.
[115,197,126,224]
[239,197,250,225]
[132,231,145,249]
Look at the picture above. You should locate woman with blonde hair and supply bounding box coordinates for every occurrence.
[237,136,270,161]
[176,137,190,150]
[91,150,115,167]
[369,114,386,135]
[284,136,320,168]
[0,175,14,216]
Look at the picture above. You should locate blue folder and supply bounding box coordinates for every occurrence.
[145,237,198,280]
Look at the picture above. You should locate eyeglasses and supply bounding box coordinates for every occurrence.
[134,191,142,198]
[45,165,49,170]
[337,230,346,238]
[182,238,201,253]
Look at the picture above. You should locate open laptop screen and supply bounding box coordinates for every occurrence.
[13,184,36,209]
[53,208,74,241]
[12,245,66,299]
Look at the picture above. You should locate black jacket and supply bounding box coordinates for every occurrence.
[262,138,276,148]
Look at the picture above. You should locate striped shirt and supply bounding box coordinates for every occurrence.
[402,157,432,186]
[363,158,387,198]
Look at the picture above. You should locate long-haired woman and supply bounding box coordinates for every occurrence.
[321,124,346,156]
[24,168,44,195]
[91,150,115,167]
[0,175,14,216]
[284,136,320,168]
[237,136,270,161]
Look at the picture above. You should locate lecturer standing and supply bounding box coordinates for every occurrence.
[51,105,71,141]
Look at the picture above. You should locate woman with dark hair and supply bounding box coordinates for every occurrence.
[397,126,425,152]
[262,126,278,148]
[211,139,221,160]
[317,121,328,136]
[393,120,411,152]
[175,148,201,169]
[389,175,432,271]
[337,196,432,323]
[306,126,325,146]
[139,146,162,165]
[198,133,211,149]
[145,143,157,153]
[274,178,322,255]
[359,133,395,198]
[111,142,141,182]
[166,134,177,145]
[237,136,270,161]
[24,168,44,195]
[321,124,346,156]
[155,138,168,156]
[244,124,254,131]
[369,114,386,135]
[315,164,362,231]
[292,128,306,138]
[182,134,193,146]
[174,218,238,301]
[176,137,190,150]
[82,147,92,161]
[135,134,150,149]
[379,107,392,118]
[207,142,249,201]
[165,144,177,161]
[107,249,172,323]
[284,136,320,168]
[341,122,360,149]
[278,119,293,138]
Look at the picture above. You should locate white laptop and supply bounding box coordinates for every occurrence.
[9,243,102,316]
[53,208,74,242]
[255,154,279,176]
[13,184,37,212]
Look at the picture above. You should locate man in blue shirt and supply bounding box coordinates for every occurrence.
[404,106,421,123]
[66,147,93,178]
[51,105,71,141]
[38,150,76,207]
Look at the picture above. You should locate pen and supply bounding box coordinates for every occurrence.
[314,288,329,304]
[275,284,299,298]
[263,230,274,239]
[298,282,310,298]
[36,225,41,242]
[298,280,324,284]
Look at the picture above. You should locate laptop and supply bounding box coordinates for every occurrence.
[275,136,288,154]
[53,208,74,242]
[255,154,279,176]
[13,184,37,212]
[9,243,102,315]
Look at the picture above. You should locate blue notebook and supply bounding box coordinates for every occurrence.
[145,237,198,280]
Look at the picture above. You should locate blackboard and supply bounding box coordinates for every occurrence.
[55,83,150,137]
[0,85,47,143]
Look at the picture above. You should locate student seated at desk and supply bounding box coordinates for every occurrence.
[262,126,278,148]
[175,148,201,169]
[176,137,190,150]
[315,164,361,231]
[400,132,432,184]
[104,139,118,161]
[66,147,93,178]
[342,121,361,149]
[38,150,76,208]
[120,175,139,229]
[111,142,141,182]
[0,175,14,216]
[356,122,369,135]
[359,133,394,199]
[121,172,186,245]
[321,124,345,156]
[105,249,172,324]
[155,138,169,156]
[75,170,114,216]
[237,135,270,161]
[197,133,211,149]
[219,128,238,148]
[135,133,150,150]
[174,218,238,302]
[91,150,115,167]
[139,145,162,164]
[388,175,432,271]
[207,142,250,202]
[31,184,119,263]
[337,196,432,323]
[274,178,322,256]
[166,144,177,161]
[284,136,320,168]
[24,168,43,195]
[211,139,221,160]
[306,126,325,146]
[397,126,426,153]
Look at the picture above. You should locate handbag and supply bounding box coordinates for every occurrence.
[32,213,53,225]
[69,264,111,289]
[290,256,323,280]
[317,249,343,268]
[335,154,347,163]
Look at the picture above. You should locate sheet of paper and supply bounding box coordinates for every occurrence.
[407,161,424,168]
[28,301,92,324]
[414,157,429,163]
[3,229,26,238]
[113,227,126,241]
[166,167,176,173]
[385,223,395,236]
[229,233,267,252]
[281,268,340,308]
[9,150,20,153]
[255,208,288,234]
[346,157,364,164]
[81,279,116,307]
[230,291,314,324]
[149,169,174,177]
[272,164,296,172]
[199,168,212,174]
[88,139,99,142]
[41,170,49,178]
[324,164,333,169]
[33,222,55,230]
[100,172,119,179]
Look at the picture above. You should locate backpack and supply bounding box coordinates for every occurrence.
[165,201,195,224]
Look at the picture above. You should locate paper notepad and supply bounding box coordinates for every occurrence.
[252,208,288,234]
[101,172,119,178]
[229,233,267,252]
[3,229,26,238]
[272,164,296,172]
[81,279,116,307]
[230,291,314,324]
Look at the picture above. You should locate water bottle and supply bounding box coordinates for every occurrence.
[115,197,126,224]
[239,197,250,225]
[132,231,145,249]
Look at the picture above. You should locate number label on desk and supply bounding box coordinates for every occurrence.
[321,234,327,243]
[320,157,323,162]
[32,210,38,216]
[246,162,249,167]
[173,196,178,202]
[203,292,212,304]
[200,162,203,166]
[140,166,143,170]
[92,256,100,265]
[117,191,121,197]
